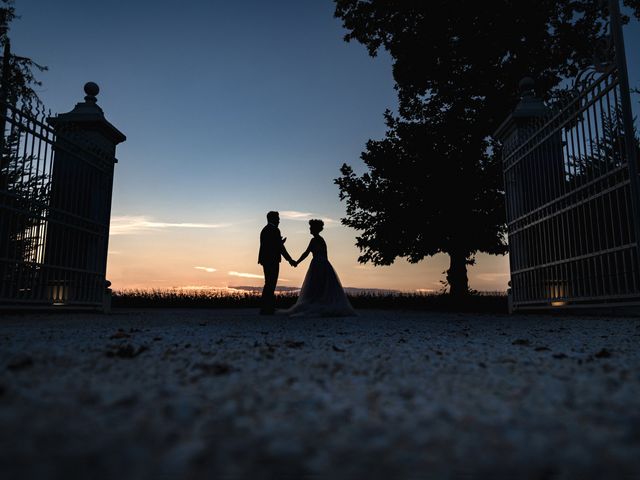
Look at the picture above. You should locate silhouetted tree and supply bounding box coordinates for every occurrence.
[334,0,640,295]
[0,0,48,295]
[0,0,47,183]
[0,0,47,104]
[567,104,640,184]
[336,110,505,296]
[0,129,50,295]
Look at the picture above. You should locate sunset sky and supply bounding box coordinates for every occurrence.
[11,1,640,292]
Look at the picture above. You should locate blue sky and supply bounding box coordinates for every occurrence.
[8,1,640,291]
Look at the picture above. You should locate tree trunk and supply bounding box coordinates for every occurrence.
[446,251,469,297]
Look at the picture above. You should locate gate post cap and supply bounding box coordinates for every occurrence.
[84,82,100,103]
[518,77,535,97]
[494,76,547,139]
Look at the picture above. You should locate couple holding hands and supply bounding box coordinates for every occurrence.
[258,211,355,317]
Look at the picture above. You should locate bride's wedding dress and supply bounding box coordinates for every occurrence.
[283,236,356,317]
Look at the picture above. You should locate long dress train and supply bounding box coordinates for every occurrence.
[282,236,356,317]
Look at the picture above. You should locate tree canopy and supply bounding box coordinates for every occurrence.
[0,0,47,104]
[335,1,640,121]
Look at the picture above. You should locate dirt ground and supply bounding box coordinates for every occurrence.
[1,308,639,479]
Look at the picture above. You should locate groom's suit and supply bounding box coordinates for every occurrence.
[258,223,294,314]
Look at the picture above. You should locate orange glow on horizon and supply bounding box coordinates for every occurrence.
[106,219,510,293]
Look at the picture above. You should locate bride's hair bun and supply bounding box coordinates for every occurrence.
[309,219,324,232]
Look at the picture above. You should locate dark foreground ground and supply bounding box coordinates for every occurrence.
[0,309,639,479]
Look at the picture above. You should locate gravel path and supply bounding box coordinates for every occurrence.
[1,309,639,479]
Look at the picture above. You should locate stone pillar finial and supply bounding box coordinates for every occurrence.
[494,75,548,143]
[518,77,535,99]
[83,82,100,104]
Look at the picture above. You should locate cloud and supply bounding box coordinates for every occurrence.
[110,216,229,235]
[416,288,436,293]
[279,211,338,225]
[194,266,217,273]
[228,271,289,282]
[228,271,263,279]
[474,273,510,282]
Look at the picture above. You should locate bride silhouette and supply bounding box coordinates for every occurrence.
[282,219,356,317]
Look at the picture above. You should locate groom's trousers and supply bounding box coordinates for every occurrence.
[261,262,279,313]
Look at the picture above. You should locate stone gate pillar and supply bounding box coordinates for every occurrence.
[45,83,126,310]
[494,78,565,311]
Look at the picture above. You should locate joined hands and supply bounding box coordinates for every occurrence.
[289,259,298,268]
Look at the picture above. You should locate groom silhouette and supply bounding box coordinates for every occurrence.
[258,211,296,315]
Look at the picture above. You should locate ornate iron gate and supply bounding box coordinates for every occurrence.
[0,84,125,309]
[497,68,640,310]
[496,1,640,311]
